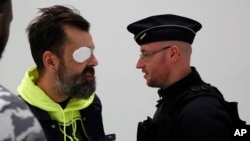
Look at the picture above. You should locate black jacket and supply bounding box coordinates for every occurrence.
[24,95,115,141]
[137,67,232,141]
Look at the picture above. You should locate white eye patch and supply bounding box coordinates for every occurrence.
[73,47,91,63]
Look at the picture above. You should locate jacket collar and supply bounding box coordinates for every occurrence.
[158,67,205,100]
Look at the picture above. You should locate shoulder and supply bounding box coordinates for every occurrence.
[177,96,232,131]
[0,85,46,140]
[0,85,28,109]
[180,96,230,121]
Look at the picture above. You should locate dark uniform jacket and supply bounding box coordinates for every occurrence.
[137,67,232,141]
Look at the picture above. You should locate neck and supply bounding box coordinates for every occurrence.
[163,66,192,89]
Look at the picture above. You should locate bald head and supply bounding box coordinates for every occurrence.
[163,40,192,65]
[172,41,192,59]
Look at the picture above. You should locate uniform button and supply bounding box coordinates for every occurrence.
[201,84,209,90]
[191,86,199,92]
[51,124,56,128]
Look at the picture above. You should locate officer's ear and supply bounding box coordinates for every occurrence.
[168,46,180,62]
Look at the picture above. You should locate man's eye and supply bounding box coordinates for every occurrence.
[143,53,150,57]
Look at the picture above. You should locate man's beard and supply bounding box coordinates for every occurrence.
[55,62,96,99]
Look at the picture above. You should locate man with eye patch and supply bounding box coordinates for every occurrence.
[127,14,245,141]
[17,5,115,141]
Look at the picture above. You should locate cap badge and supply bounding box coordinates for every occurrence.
[140,33,147,40]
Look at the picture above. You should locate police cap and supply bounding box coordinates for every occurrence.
[127,14,202,45]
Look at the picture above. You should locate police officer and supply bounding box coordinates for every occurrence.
[127,14,234,141]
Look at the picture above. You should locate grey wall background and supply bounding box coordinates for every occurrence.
[0,0,249,140]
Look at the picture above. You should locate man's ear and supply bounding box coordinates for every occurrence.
[43,51,57,69]
[169,46,180,61]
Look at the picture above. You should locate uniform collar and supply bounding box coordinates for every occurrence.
[158,67,205,100]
